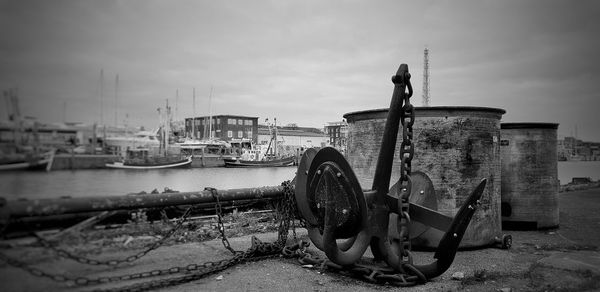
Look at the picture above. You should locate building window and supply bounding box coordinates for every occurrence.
[228,119,236,125]
[247,131,252,138]
[216,119,220,125]
[237,119,242,125]
[238,131,243,138]
[227,131,233,138]
[244,120,253,126]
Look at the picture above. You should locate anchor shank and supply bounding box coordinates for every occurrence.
[371,64,409,202]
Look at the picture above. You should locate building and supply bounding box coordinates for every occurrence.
[257,124,328,156]
[184,115,259,144]
[324,121,348,151]
[558,136,600,161]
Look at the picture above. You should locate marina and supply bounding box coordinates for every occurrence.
[1,1,599,290]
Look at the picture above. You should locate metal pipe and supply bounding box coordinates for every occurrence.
[1,185,286,219]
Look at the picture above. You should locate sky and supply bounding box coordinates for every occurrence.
[1,0,599,141]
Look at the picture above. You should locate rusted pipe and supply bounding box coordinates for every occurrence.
[0,185,286,219]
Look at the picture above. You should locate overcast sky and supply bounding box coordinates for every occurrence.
[1,0,599,140]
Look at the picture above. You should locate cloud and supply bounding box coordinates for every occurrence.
[1,0,599,140]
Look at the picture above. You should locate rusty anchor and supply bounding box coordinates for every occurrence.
[294,63,488,281]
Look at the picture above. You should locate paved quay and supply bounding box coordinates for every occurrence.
[1,188,599,292]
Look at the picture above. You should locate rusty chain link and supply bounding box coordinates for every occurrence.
[1,178,429,290]
[396,70,415,267]
[205,187,237,254]
[0,181,297,291]
[282,240,423,287]
[32,206,195,266]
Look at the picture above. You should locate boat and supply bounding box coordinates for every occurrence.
[104,130,160,157]
[224,118,296,168]
[105,148,192,169]
[105,156,192,169]
[106,101,193,170]
[223,155,295,167]
[177,138,237,167]
[0,149,55,171]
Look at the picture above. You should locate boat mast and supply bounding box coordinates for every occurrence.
[192,87,196,140]
[208,86,213,140]
[114,74,119,127]
[274,118,277,158]
[165,99,170,155]
[100,69,104,125]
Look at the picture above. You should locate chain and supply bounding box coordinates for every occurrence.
[205,187,236,254]
[0,181,298,291]
[282,240,422,287]
[397,70,415,266]
[32,206,195,266]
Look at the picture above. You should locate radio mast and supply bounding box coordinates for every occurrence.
[422,47,430,106]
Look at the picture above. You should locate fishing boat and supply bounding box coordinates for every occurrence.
[106,100,193,170]
[178,138,237,167]
[105,148,192,169]
[0,149,55,171]
[224,118,295,168]
[105,156,192,169]
[223,155,295,167]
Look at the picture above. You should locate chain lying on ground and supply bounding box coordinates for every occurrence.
[205,187,237,254]
[0,179,429,290]
[32,206,195,266]
[0,181,298,291]
[281,241,424,287]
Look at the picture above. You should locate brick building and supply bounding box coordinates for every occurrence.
[184,115,259,143]
[324,121,348,151]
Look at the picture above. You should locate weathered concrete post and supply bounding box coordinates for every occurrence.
[500,123,559,229]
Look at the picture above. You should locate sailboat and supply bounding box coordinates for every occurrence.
[0,88,56,171]
[105,100,192,169]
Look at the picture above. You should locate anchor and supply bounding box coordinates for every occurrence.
[294,63,490,281]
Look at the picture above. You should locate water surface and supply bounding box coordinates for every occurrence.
[2,161,599,200]
[1,167,297,200]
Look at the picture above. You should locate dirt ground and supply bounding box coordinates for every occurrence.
[1,188,599,292]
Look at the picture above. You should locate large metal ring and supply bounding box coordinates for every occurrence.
[294,148,319,226]
[306,147,370,265]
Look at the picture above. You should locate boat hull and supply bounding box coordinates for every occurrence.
[0,151,55,171]
[223,156,295,168]
[105,157,192,169]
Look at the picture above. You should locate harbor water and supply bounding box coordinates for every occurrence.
[0,167,297,200]
[0,162,597,201]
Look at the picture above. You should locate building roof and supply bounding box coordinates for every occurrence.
[185,114,259,120]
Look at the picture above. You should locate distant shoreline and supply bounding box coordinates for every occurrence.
[560,181,600,193]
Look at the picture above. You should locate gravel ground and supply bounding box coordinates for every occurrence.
[0,188,599,292]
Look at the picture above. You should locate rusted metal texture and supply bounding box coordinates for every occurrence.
[500,122,559,229]
[1,186,286,219]
[344,106,505,248]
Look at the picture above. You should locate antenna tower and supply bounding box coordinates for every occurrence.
[422,47,430,106]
